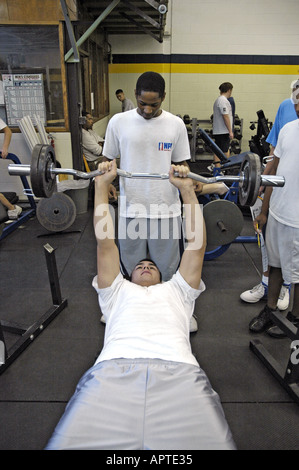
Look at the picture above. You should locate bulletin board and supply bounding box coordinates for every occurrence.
[2,74,46,126]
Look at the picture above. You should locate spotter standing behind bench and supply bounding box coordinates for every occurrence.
[45,160,236,450]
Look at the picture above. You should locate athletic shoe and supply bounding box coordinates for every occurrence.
[249,304,275,333]
[266,312,299,338]
[207,163,214,173]
[190,315,198,333]
[277,284,290,311]
[240,282,267,303]
[7,205,22,220]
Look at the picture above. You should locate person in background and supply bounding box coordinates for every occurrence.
[0,193,22,219]
[248,99,299,337]
[81,111,105,171]
[210,82,234,172]
[240,79,299,311]
[0,117,12,159]
[115,89,135,112]
[0,119,22,219]
[105,73,191,283]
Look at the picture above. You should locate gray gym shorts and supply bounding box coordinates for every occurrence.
[266,213,299,284]
[45,358,236,450]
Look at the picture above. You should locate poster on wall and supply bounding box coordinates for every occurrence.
[2,73,46,126]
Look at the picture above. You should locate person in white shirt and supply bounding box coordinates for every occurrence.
[45,160,236,451]
[104,72,192,282]
[115,89,135,112]
[212,82,234,170]
[81,111,105,170]
[249,101,299,337]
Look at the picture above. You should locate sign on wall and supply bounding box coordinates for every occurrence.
[2,74,46,126]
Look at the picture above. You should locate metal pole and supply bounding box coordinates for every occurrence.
[64,0,121,62]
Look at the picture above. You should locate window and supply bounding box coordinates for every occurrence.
[79,37,109,119]
[0,25,66,129]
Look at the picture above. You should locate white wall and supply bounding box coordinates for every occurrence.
[2,0,299,198]
[108,0,299,148]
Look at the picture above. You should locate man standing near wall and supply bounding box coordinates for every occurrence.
[211,82,234,171]
[115,89,135,112]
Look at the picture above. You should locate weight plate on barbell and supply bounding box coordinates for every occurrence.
[36,192,76,232]
[30,144,57,198]
[238,153,261,207]
[203,199,244,248]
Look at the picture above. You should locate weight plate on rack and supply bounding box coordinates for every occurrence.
[36,192,76,232]
[203,199,244,248]
[30,144,57,198]
[238,153,261,207]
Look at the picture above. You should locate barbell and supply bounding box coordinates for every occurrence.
[7,144,285,207]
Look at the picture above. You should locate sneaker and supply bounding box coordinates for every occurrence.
[207,163,214,173]
[190,315,198,333]
[277,284,290,311]
[7,205,22,220]
[249,304,275,333]
[240,282,267,303]
[266,312,299,338]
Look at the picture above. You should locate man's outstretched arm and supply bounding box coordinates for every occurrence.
[94,160,120,288]
[169,165,206,289]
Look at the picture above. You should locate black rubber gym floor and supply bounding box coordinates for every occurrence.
[1,201,299,450]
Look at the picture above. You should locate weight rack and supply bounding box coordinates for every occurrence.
[250,311,299,404]
[0,244,68,374]
[182,114,244,162]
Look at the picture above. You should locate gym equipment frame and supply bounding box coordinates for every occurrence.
[250,311,299,405]
[0,244,68,374]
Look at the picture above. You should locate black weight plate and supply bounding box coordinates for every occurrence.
[238,152,261,207]
[203,199,244,247]
[36,192,76,232]
[30,144,57,198]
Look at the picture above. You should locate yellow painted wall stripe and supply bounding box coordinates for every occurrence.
[109,63,299,75]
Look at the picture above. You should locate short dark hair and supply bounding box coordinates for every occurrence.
[219,82,233,93]
[115,89,123,94]
[130,258,162,282]
[82,110,91,117]
[136,72,165,98]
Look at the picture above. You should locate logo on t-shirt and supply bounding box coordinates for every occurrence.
[158,142,172,151]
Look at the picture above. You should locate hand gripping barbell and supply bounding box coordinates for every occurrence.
[7,144,285,206]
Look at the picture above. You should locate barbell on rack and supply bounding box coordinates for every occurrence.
[7,144,285,207]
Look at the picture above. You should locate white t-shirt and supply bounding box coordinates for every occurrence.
[212,95,232,134]
[0,118,7,131]
[269,118,299,228]
[122,98,135,112]
[92,271,205,367]
[82,128,104,162]
[103,109,191,218]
